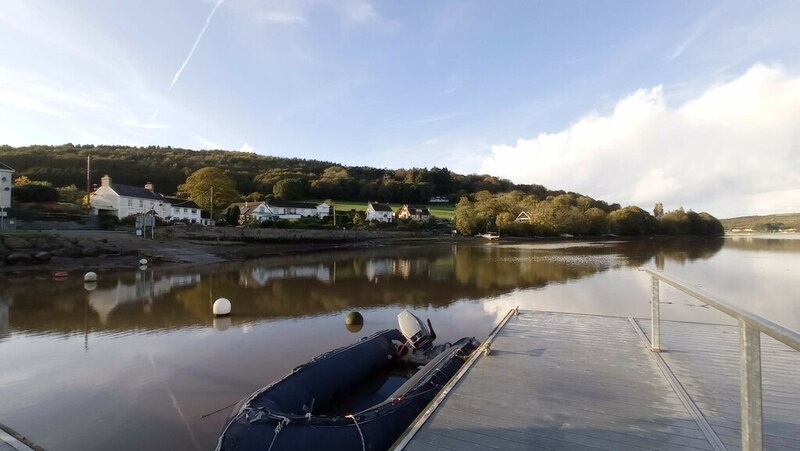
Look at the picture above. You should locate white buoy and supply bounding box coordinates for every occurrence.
[213,298,231,316]
[139,258,148,265]
[84,271,97,282]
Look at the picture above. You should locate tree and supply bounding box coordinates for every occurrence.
[225,207,241,225]
[454,197,479,235]
[177,167,239,216]
[273,178,304,200]
[653,202,664,220]
[608,206,658,235]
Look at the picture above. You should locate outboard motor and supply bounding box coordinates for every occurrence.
[397,309,436,350]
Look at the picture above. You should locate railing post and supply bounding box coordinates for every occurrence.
[651,275,661,352]
[739,320,763,450]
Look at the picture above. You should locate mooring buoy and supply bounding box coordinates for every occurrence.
[84,271,97,282]
[213,298,232,316]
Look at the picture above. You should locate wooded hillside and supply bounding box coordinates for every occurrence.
[0,144,555,203]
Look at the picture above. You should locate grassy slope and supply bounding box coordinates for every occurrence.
[306,200,455,220]
[720,213,800,231]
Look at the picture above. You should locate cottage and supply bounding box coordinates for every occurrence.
[366,202,394,223]
[0,161,14,210]
[514,211,532,223]
[232,200,331,223]
[162,196,203,224]
[90,175,207,223]
[396,205,431,222]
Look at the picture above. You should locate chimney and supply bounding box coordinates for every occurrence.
[101,175,111,187]
[144,182,154,192]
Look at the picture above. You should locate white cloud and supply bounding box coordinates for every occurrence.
[480,64,800,218]
[197,136,222,150]
[239,142,255,153]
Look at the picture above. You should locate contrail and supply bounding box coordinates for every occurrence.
[169,0,226,91]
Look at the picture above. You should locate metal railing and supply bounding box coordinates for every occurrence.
[642,269,800,451]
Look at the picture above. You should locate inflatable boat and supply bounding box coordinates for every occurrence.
[216,311,478,451]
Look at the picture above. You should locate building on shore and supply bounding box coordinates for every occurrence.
[396,205,432,222]
[0,161,14,211]
[90,175,207,223]
[366,202,394,223]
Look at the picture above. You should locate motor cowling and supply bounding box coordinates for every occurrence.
[397,309,436,350]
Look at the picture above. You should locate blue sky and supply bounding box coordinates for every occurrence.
[1,1,799,217]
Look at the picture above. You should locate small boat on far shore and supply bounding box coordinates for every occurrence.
[477,231,500,240]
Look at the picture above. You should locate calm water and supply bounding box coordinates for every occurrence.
[1,235,799,450]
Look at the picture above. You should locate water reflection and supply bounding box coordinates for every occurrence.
[4,236,800,451]
[0,239,732,338]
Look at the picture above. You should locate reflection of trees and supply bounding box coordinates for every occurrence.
[4,239,726,335]
[616,237,724,268]
[722,236,800,253]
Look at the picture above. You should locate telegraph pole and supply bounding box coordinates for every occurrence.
[86,154,91,215]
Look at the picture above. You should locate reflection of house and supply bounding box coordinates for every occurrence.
[366,202,394,223]
[88,272,201,324]
[0,161,14,210]
[0,293,10,341]
[396,205,431,222]
[366,259,395,281]
[514,211,531,223]
[246,264,331,285]
[91,176,208,223]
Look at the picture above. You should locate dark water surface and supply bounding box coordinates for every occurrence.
[1,235,798,450]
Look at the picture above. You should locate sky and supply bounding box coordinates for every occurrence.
[0,1,799,218]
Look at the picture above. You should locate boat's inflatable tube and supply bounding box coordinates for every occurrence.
[216,330,478,451]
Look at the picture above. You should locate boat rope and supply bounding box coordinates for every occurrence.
[267,416,290,451]
[345,414,366,451]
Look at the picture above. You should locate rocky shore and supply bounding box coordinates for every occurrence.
[0,227,453,276]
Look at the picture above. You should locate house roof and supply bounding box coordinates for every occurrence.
[163,196,200,209]
[406,205,431,215]
[0,161,14,171]
[110,183,166,201]
[370,202,393,212]
[267,200,321,209]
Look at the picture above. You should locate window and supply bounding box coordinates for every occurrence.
[138,200,143,207]
[174,207,179,213]
[128,199,133,207]
[184,208,188,213]
[191,209,196,214]
[1,176,5,181]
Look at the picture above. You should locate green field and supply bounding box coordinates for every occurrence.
[720,213,800,231]
[305,200,455,220]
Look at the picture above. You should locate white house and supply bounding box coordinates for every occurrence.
[514,211,531,223]
[90,175,207,223]
[0,161,14,210]
[233,200,330,223]
[396,205,431,222]
[162,196,203,223]
[366,202,394,223]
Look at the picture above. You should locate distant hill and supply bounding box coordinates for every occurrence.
[0,144,578,206]
[720,213,800,232]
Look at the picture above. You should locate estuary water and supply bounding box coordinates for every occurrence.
[1,235,798,450]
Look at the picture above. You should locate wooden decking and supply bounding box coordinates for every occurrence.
[393,311,800,451]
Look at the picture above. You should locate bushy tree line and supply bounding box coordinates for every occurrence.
[454,192,723,237]
[0,144,554,204]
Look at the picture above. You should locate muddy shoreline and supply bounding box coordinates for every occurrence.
[0,228,465,278]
